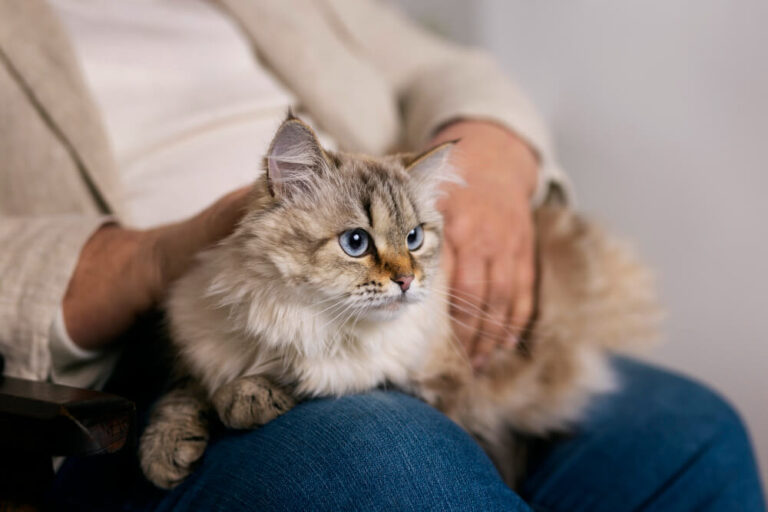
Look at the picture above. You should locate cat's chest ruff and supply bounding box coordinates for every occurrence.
[290,319,429,397]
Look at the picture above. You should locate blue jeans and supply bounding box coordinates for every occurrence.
[51,358,765,511]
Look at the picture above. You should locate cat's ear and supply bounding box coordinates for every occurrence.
[404,140,463,192]
[265,114,329,200]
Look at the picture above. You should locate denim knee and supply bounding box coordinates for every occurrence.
[609,357,752,448]
[520,358,765,512]
[604,358,765,510]
[158,391,528,512]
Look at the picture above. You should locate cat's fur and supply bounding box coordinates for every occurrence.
[139,114,659,489]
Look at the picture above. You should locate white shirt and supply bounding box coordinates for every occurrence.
[51,0,299,228]
[48,0,331,387]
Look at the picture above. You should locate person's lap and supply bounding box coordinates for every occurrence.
[50,357,765,511]
[156,391,526,511]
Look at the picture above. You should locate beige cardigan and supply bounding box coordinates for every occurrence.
[0,0,566,382]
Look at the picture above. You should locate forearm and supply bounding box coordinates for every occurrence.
[62,187,251,352]
[61,224,151,351]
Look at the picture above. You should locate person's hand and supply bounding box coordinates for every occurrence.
[63,187,251,351]
[430,120,539,372]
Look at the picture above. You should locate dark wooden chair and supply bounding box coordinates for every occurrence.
[0,354,135,511]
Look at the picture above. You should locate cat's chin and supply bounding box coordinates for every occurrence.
[360,296,412,322]
[363,308,404,322]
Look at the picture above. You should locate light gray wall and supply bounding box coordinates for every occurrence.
[396,0,767,487]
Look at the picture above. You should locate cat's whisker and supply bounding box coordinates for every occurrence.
[321,303,353,330]
[347,304,368,328]
[313,297,348,318]
[339,300,362,327]
[315,303,346,330]
[319,299,358,331]
[432,287,546,335]
[440,298,519,329]
[431,285,490,311]
[310,291,353,310]
[309,304,343,325]
[312,293,347,306]
[431,309,524,365]
[442,279,524,285]
[436,286,485,302]
[437,289,499,314]
[429,294,533,336]
[309,292,358,322]
[432,298,549,342]
[436,287,516,316]
[446,328,472,365]
[433,309,518,345]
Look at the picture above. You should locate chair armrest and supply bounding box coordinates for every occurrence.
[0,375,135,457]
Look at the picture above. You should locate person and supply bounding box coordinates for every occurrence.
[0,0,764,510]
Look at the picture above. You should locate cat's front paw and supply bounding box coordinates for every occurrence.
[139,403,209,490]
[212,375,296,429]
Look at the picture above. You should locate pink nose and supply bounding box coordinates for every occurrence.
[392,274,414,292]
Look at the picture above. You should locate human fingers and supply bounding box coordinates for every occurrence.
[508,228,536,343]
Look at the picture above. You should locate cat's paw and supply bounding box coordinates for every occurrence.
[212,376,296,429]
[139,410,209,490]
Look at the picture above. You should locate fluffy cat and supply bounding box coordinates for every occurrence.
[139,113,659,489]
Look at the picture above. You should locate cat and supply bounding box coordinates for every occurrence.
[139,113,659,489]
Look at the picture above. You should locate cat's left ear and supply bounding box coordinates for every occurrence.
[404,140,463,191]
[265,115,330,200]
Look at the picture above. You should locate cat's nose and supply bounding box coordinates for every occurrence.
[392,274,414,292]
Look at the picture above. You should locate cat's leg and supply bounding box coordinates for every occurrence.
[211,375,296,429]
[139,381,211,489]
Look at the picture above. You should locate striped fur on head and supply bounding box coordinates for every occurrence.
[240,114,458,324]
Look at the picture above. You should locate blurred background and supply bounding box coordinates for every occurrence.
[395,0,767,486]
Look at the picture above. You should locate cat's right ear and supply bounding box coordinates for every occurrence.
[265,116,328,200]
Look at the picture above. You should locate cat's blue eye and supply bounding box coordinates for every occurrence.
[407,225,424,251]
[339,228,370,257]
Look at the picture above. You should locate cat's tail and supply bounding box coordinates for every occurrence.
[534,204,662,354]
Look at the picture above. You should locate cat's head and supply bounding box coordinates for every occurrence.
[237,113,459,323]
